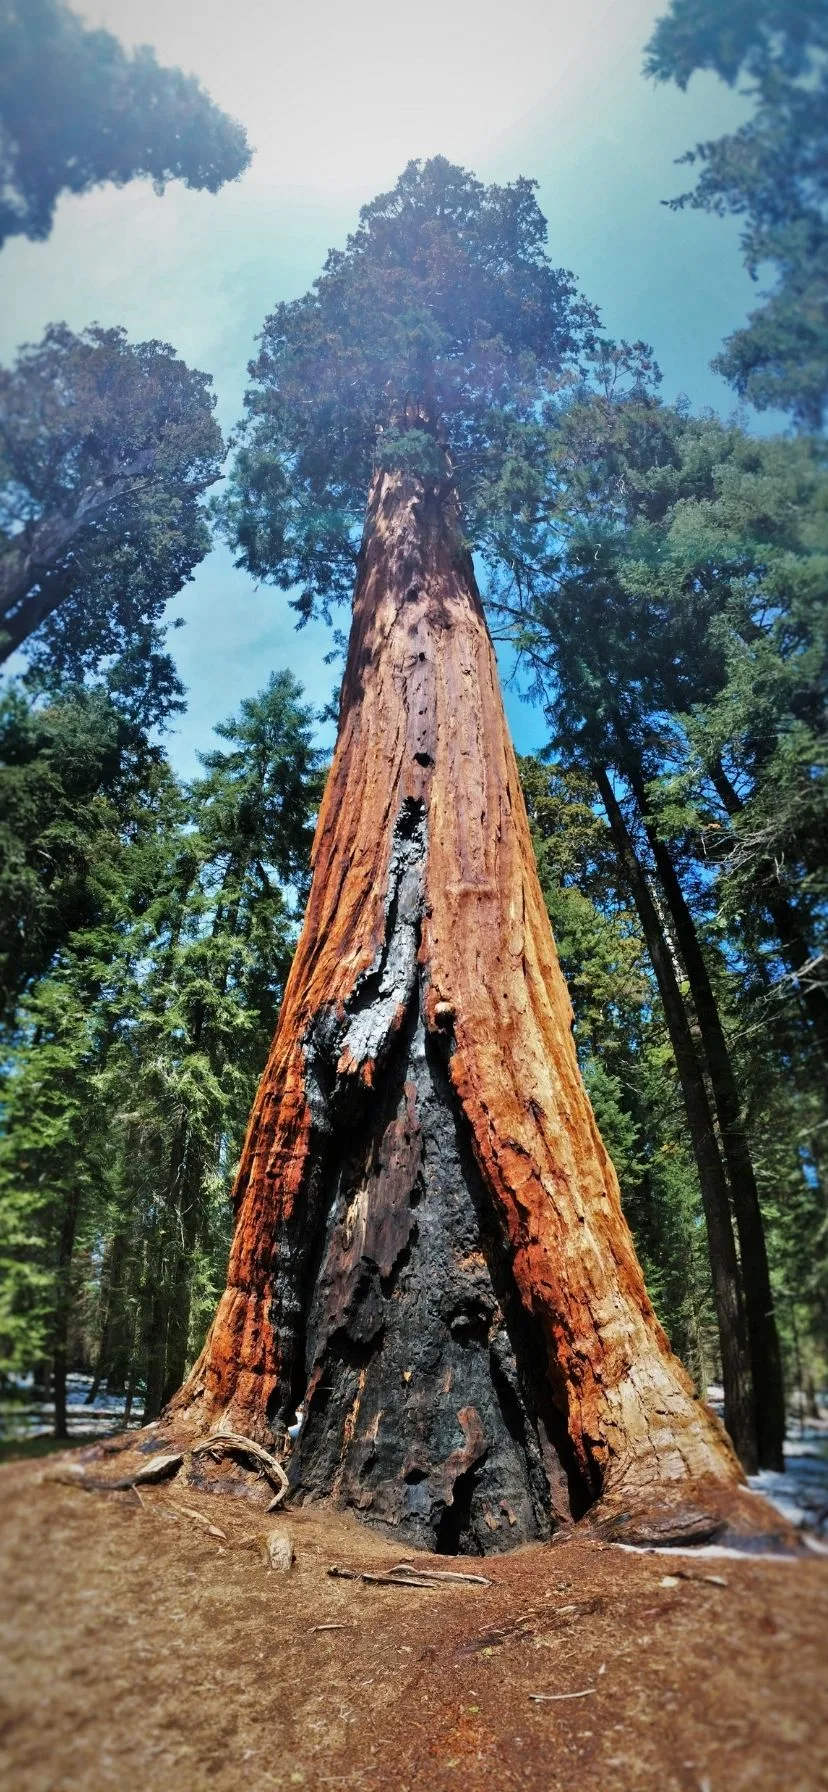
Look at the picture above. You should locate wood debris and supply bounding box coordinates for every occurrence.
[169,1504,228,1541]
[327,1559,490,1590]
[391,1561,490,1586]
[528,1688,596,1702]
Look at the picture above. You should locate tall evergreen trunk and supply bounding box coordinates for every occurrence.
[85,1231,128,1404]
[169,469,762,1549]
[52,1188,81,1441]
[141,1219,173,1424]
[104,1245,134,1396]
[622,751,785,1470]
[162,1139,203,1406]
[594,768,758,1472]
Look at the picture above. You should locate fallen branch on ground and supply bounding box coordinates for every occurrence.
[169,1504,228,1540]
[391,1561,491,1586]
[49,1451,184,1492]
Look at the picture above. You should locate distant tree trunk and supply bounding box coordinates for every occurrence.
[622,751,786,1470]
[594,768,758,1472]
[52,1188,81,1441]
[168,468,766,1548]
[86,1231,128,1404]
[141,1220,172,1424]
[162,1138,203,1406]
[104,1257,134,1396]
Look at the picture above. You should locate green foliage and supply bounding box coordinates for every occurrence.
[0,970,109,1376]
[513,385,827,966]
[0,672,323,1411]
[0,0,250,247]
[645,0,828,425]
[0,682,171,1023]
[0,322,225,677]
[219,155,598,620]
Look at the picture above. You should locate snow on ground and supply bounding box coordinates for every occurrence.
[749,1428,828,1537]
[0,1373,144,1441]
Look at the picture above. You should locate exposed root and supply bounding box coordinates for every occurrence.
[191,1431,290,1507]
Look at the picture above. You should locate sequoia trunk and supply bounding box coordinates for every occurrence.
[170,469,762,1549]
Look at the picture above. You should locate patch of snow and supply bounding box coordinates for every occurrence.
[748,1429,828,1536]
[0,1372,144,1442]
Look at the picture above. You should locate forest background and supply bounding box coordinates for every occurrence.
[0,0,825,1463]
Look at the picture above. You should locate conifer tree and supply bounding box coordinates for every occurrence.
[0,672,321,1437]
[161,160,773,1549]
[645,0,828,426]
[0,0,250,248]
[0,323,225,669]
[511,370,827,1468]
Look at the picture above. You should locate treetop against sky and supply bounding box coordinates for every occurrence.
[0,1,768,774]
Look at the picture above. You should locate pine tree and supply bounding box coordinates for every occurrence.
[0,673,321,1436]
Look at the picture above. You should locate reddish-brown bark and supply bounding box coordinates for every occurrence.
[169,468,774,1548]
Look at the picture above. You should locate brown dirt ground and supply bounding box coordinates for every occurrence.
[1,1452,826,1792]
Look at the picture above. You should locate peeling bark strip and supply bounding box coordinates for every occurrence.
[171,468,748,1549]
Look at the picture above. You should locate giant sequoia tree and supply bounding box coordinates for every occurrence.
[165,160,777,1551]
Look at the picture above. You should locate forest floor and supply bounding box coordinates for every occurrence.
[1,1450,827,1792]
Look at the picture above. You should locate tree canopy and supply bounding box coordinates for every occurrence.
[0,0,251,248]
[645,0,828,426]
[0,322,225,678]
[220,155,600,620]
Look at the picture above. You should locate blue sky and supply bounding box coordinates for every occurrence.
[0,0,763,774]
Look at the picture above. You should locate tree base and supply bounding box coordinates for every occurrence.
[75,1428,800,1554]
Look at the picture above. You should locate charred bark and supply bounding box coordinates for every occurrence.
[168,469,771,1548]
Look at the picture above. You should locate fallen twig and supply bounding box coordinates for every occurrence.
[328,1566,438,1588]
[191,1431,289,1507]
[327,1560,491,1589]
[312,1622,352,1632]
[170,1504,228,1541]
[390,1561,491,1586]
[528,1688,596,1702]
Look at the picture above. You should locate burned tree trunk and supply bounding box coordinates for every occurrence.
[168,469,769,1550]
